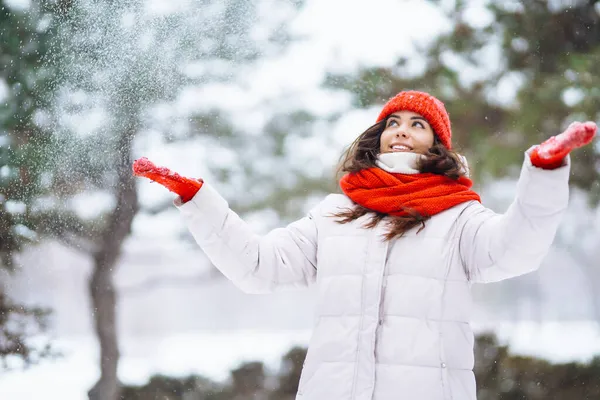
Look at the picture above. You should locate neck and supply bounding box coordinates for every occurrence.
[376,152,423,174]
[376,151,471,177]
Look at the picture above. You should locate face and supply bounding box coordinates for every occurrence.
[379,111,435,154]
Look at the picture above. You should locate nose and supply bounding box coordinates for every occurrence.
[395,128,410,138]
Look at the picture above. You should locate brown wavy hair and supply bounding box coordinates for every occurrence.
[332,117,469,241]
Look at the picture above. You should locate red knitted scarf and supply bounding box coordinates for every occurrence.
[339,168,481,217]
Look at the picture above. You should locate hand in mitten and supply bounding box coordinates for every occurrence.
[529,121,597,170]
[132,157,203,203]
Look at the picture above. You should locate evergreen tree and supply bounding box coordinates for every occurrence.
[0,0,60,367]
[11,0,306,398]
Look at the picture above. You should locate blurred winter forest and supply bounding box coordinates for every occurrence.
[1,0,600,399]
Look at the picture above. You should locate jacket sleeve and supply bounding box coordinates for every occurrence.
[175,182,318,293]
[458,150,570,284]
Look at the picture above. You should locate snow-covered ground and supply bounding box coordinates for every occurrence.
[0,330,312,400]
[1,323,599,400]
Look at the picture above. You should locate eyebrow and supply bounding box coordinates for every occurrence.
[389,114,430,125]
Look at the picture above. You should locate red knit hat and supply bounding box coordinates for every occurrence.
[376,91,452,149]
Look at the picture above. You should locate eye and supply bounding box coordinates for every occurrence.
[388,119,398,127]
[413,121,425,129]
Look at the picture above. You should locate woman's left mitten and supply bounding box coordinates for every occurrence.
[529,121,597,169]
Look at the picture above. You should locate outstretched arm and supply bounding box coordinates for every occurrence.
[132,157,319,293]
[176,183,319,293]
[460,121,596,283]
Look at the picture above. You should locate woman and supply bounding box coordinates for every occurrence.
[133,91,596,400]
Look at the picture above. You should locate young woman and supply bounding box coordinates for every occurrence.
[133,91,596,400]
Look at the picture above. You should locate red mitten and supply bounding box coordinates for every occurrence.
[132,157,203,203]
[529,121,597,170]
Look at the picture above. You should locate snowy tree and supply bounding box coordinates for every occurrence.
[26,0,307,399]
[0,0,59,367]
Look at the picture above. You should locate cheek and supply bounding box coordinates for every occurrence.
[421,131,435,147]
[427,132,435,147]
[414,131,435,151]
[379,131,391,148]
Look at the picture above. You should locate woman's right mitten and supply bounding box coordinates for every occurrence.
[132,157,203,203]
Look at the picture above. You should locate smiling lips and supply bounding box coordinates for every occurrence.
[390,144,413,152]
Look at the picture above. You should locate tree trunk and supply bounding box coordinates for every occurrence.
[88,127,139,400]
[87,265,120,400]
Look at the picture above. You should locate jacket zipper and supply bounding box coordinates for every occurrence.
[371,226,392,399]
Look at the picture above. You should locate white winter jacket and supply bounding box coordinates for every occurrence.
[176,152,570,400]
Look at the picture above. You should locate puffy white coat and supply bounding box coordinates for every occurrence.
[176,153,570,400]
